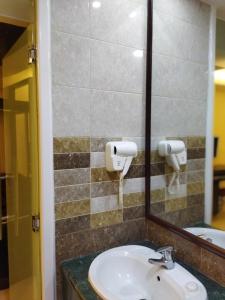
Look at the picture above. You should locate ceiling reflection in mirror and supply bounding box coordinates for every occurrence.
[150,0,225,250]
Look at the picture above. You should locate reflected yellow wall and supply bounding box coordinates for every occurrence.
[0,66,2,98]
[0,65,4,173]
[214,84,225,165]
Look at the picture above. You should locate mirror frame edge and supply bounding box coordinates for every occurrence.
[145,0,225,259]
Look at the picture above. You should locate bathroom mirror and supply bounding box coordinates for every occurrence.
[146,0,225,256]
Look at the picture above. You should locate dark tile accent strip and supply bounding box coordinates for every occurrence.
[200,249,225,286]
[187,193,204,207]
[132,151,145,165]
[150,163,164,176]
[54,153,90,170]
[55,184,90,203]
[56,215,90,235]
[187,148,205,160]
[54,168,90,187]
[91,168,119,183]
[151,201,165,215]
[56,219,145,262]
[187,136,206,148]
[123,206,145,221]
[91,181,119,198]
[53,137,90,153]
[125,165,145,179]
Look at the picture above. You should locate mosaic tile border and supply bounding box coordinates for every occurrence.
[150,136,206,226]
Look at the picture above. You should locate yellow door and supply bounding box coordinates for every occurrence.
[2,24,41,300]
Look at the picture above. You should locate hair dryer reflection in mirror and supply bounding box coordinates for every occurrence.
[158,140,187,195]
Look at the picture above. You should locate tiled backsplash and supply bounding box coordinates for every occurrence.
[150,136,205,227]
[54,136,146,297]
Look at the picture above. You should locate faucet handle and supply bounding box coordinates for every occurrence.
[156,246,175,261]
[156,246,174,254]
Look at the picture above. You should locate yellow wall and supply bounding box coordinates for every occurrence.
[214,84,225,165]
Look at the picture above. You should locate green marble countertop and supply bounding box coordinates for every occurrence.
[61,241,225,300]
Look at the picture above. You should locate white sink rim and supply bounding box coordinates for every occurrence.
[88,245,208,300]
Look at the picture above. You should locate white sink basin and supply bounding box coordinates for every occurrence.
[185,227,225,249]
[88,245,207,300]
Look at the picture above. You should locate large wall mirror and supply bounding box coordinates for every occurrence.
[146,0,225,256]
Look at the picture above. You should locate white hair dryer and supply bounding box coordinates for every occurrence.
[158,140,187,194]
[106,141,138,206]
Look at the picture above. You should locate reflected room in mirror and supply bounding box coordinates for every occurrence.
[147,0,225,253]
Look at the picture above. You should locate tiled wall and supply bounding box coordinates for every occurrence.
[150,0,210,222]
[51,0,147,138]
[54,136,146,240]
[51,0,147,297]
[150,136,206,227]
[54,137,146,298]
[151,0,210,137]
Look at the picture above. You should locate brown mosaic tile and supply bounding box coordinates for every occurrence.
[187,159,205,171]
[187,170,205,183]
[187,193,204,207]
[125,165,145,179]
[151,201,165,215]
[92,219,145,251]
[91,181,119,198]
[187,181,204,196]
[55,199,90,220]
[53,137,90,153]
[179,205,204,227]
[91,168,119,182]
[54,153,90,170]
[123,205,145,221]
[123,192,145,207]
[174,234,202,269]
[55,184,90,203]
[132,151,145,165]
[165,197,187,213]
[54,168,90,187]
[146,219,176,247]
[57,219,146,268]
[151,188,165,203]
[56,229,95,259]
[158,203,203,227]
[150,163,164,176]
[55,215,90,235]
[91,138,121,152]
[166,172,187,185]
[187,148,205,160]
[151,150,165,163]
[90,210,123,228]
[187,136,205,149]
[159,210,183,227]
[200,249,225,286]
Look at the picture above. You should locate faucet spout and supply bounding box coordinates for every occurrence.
[148,246,175,270]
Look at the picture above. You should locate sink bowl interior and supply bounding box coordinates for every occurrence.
[88,245,207,300]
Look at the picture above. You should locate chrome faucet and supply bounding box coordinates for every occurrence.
[148,246,175,270]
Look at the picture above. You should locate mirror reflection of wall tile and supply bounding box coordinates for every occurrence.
[90,0,147,49]
[151,0,210,228]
